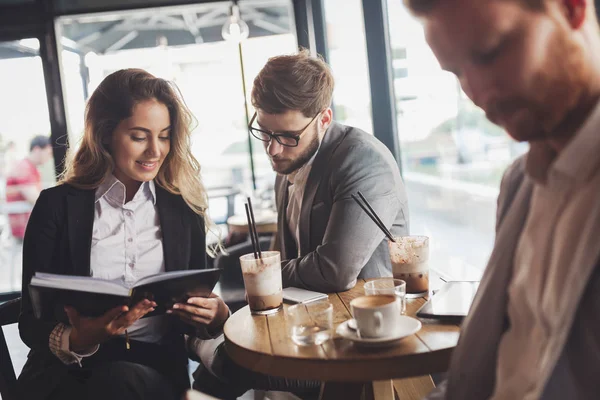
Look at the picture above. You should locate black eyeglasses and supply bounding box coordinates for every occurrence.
[248,112,320,148]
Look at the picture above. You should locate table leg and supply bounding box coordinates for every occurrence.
[393,376,435,399]
[371,380,395,400]
[319,381,397,400]
[319,382,366,400]
[319,376,434,400]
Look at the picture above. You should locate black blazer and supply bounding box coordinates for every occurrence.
[17,183,206,398]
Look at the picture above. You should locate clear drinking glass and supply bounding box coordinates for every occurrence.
[287,300,333,346]
[239,251,283,315]
[388,235,430,298]
[364,278,407,314]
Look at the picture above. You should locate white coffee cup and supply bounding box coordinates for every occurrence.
[350,295,403,338]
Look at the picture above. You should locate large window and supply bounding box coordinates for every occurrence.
[57,0,297,228]
[0,39,56,294]
[324,0,373,133]
[386,2,528,279]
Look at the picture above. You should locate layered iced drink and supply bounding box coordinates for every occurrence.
[388,236,429,297]
[239,251,283,315]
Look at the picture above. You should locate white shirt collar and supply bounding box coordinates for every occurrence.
[95,174,157,205]
[552,98,600,184]
[526,99,600,185]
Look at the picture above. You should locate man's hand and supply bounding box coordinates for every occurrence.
[65,299,156,352]
[168,293,229,329]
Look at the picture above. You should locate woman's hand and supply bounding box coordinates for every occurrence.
[65,299,156,352]
[168,293,229,330]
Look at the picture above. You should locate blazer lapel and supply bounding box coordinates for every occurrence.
[563,198,600,311]
[66,187,95,276]
[536,187,600,385]
[275,174,296,260]
[156,186,188,272]
[449,175,534,398]
[298,122,347,256]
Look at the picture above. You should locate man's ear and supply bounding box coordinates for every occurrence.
[564,0,587,29]
[320,108,333,130]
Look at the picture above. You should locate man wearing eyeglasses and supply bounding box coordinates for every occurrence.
[249,49,409,293]
[191,50,408,399]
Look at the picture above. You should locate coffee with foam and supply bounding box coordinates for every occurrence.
[350,294,403,338]
[351,294,396,308]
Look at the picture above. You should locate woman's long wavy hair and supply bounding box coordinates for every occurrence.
[61,68,221,255]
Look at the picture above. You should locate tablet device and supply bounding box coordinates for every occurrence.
[416,281,479,320]
[282,287,328,304]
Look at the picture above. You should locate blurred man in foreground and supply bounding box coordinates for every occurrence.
[404,0,600,398]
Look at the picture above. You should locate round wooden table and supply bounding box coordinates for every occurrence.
[223,279,461,400]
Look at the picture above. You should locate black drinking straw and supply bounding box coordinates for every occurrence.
[352,192,396,242]
[246,197,262,259]
[245,203,259,259]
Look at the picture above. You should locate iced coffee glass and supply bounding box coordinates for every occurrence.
[388,236,429,298]
[239,251,283,315]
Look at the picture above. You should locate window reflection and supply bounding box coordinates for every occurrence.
[387,1,528,279]
[324,0,373,133]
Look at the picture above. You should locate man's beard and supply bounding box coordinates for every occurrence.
[270,128,320,175]
[493,23,588,143]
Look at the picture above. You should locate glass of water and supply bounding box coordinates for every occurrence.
[364,278,407,314]
[287,300,333,346]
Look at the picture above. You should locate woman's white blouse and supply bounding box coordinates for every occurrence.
[90,175,170,343]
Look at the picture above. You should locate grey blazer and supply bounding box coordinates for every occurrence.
[274,121,409,293]
[427,157,600,399]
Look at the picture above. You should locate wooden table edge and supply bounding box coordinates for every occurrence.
[224,337,454,382]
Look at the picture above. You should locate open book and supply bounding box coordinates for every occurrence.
[29,268,221,319]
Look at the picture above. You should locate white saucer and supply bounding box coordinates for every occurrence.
[336,316,422,348]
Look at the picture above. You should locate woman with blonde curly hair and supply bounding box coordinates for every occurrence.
[17,68,229,400]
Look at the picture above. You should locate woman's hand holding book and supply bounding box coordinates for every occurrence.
[167,293,229,330]
[64,299,157,352]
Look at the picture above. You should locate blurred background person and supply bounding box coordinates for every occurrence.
[5,135,52,241]
[2,136,52,288]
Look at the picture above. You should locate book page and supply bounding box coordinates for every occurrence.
[31,273,131,296]
[134,269,207,287]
